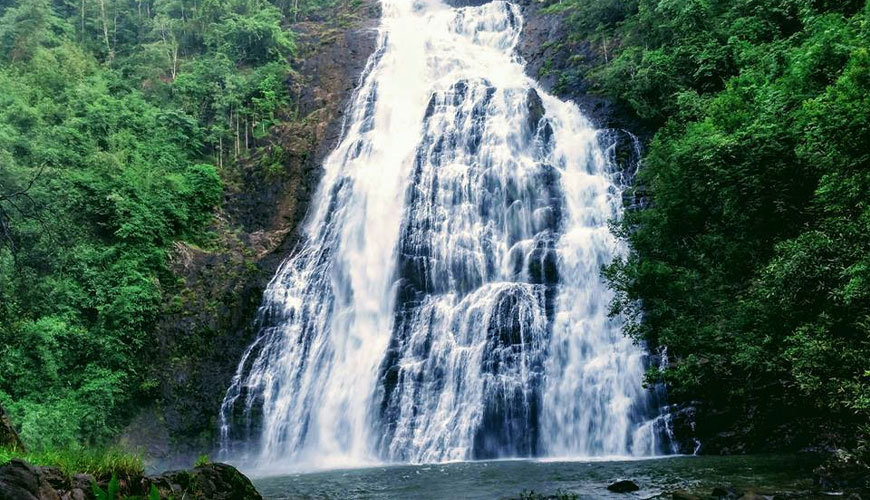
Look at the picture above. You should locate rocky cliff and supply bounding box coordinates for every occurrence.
[120,0,381,461]
[513,0,645,134]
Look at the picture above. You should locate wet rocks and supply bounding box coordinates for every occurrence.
[607,479,640,493]
[146,463,262,500]
[526,88,545,133]
[513,0,645,135]
[0,461,95,500]
[664,480,865,500]
[0,460,59,500]
[0,460,261,500]
[711,485,743,498]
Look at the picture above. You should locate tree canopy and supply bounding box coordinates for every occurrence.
[545,0,869,450]
[0,0,320,449]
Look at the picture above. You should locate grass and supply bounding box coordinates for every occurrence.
[194,453,211,467]
[0,446,144,479]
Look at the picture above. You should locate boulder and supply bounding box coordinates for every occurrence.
[671,491,701,500]
[607,479,640,493]
[146,463,262,500]
[0,459,59,500]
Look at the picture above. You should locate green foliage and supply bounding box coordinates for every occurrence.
[0,446,144,479]
[0,0,301,450]
[92,473,120,500]
[194,453,210,467]
[545,0,870,438]
[202,1,295,65]
[0,0,61,62]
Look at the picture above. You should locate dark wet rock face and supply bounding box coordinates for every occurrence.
[0,460,58,500]
[0,461,94,500]
[0,460,261,500]
[512,0,648,210]
[513,0,647,137]
[447,0,639,133]
[525,88,545,133]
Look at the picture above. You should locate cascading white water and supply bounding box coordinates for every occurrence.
[220,0,670,470]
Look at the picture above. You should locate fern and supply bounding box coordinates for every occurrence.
[91,473,120,500]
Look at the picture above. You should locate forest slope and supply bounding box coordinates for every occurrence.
[530,0,869,454]
[0,0,378,458]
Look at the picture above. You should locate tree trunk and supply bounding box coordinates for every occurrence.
[81,0,86,45]
[99,0,113,61]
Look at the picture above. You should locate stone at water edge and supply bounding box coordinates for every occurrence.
[146,462,262,500]
[671,491,701,500]
[711,485,743,498]
[607,479,640,493]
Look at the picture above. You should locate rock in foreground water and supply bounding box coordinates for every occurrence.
[607,479,640,493]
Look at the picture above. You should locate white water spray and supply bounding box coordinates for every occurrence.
[220,0,670,470]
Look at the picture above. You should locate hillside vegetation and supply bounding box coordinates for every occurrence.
[544,0,869,450]
[0,0,340,451]
[1,0,868,461]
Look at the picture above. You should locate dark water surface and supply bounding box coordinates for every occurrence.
[252,455,820,499]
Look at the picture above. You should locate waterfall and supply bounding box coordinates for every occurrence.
[220,0,670,469]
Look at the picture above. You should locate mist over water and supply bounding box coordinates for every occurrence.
[220,0,671,471]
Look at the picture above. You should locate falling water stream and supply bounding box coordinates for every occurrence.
[220,0,671,471]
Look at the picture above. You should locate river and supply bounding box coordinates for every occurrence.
[251,455,820,499]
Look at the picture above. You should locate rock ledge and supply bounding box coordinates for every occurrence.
[0,459,262,500]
